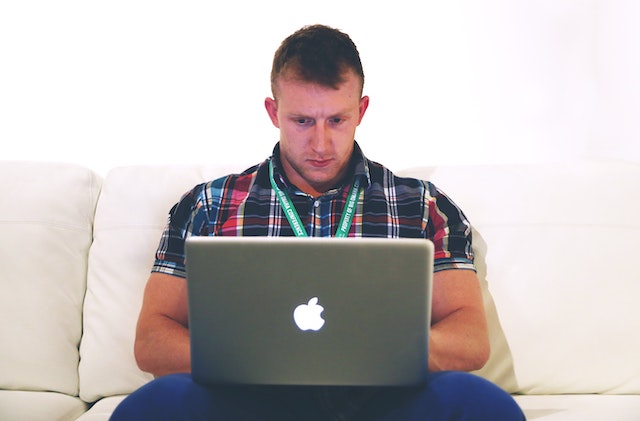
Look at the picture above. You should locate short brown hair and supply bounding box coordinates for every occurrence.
[270,24,365,98]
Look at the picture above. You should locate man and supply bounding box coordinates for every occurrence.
[112,24,524,420]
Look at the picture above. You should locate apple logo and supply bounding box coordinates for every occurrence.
[293,297,325,331]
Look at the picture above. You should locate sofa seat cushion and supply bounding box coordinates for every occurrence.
[514,394,640,420]
[0,390,88,421]
[75,395,127,421]
[72,394,640,421]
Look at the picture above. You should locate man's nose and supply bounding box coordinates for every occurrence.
[310,122,331,153]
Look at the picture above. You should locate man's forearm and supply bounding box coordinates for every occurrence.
[134,315,191,377]
[428,306,490,372]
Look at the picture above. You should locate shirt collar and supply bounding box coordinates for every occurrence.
[269,141,371,196]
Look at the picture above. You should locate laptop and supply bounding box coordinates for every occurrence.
[185,236,434,387]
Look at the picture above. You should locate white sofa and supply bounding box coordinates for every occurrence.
[1,159,639,420]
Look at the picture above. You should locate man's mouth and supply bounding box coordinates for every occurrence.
[308,159,332,168]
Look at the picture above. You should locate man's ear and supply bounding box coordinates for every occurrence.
[264,97,280,128]
[357,95,370,125]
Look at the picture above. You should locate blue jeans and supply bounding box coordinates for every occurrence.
[111,372,525,420]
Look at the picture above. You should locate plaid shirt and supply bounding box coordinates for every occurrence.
[153,143,475,278]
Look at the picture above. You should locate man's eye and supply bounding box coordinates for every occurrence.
[330,118,343,124]
[295,118,311,125]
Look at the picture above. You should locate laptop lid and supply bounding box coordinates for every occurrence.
[185,236,433,387]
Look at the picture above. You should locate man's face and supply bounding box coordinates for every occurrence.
[265,70,369,197]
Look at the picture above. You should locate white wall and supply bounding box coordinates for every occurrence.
[1,0,638,176]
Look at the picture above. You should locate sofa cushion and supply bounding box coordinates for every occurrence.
[514,394,640,420]
[0,162,101,396]
[79,164,236,402]
[400,159,640,394]
[75,395,127,421]
[0,390,88,421]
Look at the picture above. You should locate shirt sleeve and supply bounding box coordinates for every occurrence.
[152,182,211,278]
[423,181,476,273]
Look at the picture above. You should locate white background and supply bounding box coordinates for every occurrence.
[1,0,638,176]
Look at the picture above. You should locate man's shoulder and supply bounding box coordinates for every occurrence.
[196,161,267,195]
[366,158,433,192]
[171,161,267,209]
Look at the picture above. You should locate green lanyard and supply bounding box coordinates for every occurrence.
[269,159,361,238]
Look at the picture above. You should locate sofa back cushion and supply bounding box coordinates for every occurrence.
[400,159,640,394]
[0,162,101,396]
[78,164,236,402]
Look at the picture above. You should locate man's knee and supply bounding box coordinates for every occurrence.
[110,373,195,421]
[427,371,525,420]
